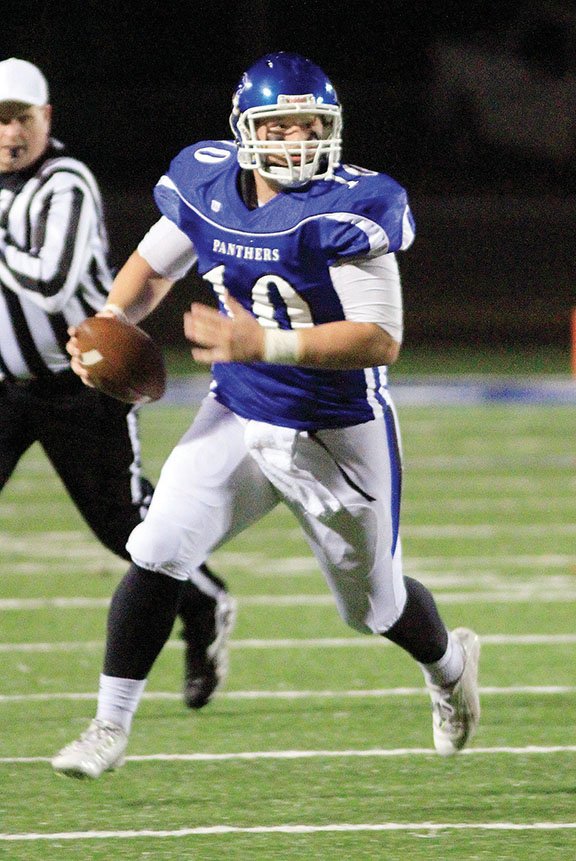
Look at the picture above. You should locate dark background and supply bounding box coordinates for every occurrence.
[3,0,574,357]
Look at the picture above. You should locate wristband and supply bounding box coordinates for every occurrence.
[101,303,129,324]
[262,328,300,365]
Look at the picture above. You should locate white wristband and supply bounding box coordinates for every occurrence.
[101,303,129,324]
[262,328,300,365]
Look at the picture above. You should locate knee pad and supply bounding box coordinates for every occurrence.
[126,516,185,578]
[319,505,406,635]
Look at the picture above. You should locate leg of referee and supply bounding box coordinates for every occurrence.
[36,377,235,708]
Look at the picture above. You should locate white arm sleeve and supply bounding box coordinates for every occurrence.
[329,253,403,342]
[137,215,198,281]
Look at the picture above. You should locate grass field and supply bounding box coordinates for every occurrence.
[0,384,575,859]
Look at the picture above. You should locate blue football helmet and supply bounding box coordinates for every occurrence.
[230,52,342,187]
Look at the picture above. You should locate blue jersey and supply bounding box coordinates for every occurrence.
[154,140,415,430]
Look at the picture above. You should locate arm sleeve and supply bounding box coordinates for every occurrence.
[137,215,198,281]
[328,253,403,342]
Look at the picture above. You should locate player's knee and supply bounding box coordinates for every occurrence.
[338,606,373,634]
[331,592,373,633]
[126,517,185,576]
[334,581,407,635]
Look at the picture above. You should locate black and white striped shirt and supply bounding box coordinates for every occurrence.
[0,139,113,381]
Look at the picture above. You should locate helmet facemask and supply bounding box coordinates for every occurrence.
[231,97,342,187]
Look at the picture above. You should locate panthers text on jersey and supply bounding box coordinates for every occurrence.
[154,140,415,430]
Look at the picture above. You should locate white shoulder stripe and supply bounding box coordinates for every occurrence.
[401,206,415,250]
[325,212,389,253]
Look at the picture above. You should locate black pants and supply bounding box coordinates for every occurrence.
[0,371,150,558]
[0,371,226,628]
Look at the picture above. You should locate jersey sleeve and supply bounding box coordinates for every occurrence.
[152,141,235,231]
[318,170,416,264]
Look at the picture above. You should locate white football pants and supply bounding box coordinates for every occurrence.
[127,396,407,634]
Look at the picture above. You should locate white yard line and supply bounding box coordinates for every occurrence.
[404,554,576,568]
[404,498,576,513]
[3,744,576,767]
[2,582,576,611]
[2,496,575,520]
[1,633,576,653]
[1,548,574,577]
[0,685,575,704]
[3,524,576,547]
[2,820,576,841]
[404,524,576,537]
[406,452,575,469]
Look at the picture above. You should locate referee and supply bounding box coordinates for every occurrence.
[0,57,235,709]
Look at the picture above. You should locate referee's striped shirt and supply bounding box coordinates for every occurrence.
[0,138,113,381]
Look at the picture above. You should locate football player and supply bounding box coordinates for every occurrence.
[53,52,480,778]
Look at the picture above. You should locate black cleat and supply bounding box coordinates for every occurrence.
[180,581,237,709]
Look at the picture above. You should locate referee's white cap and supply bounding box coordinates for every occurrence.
[0,58,49,106]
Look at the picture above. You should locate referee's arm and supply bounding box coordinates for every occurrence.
[0,174,98,313]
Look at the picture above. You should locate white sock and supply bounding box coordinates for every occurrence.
[419,632,464,689]
[96,674,147,733]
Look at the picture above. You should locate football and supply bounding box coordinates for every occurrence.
[75,315,167,404]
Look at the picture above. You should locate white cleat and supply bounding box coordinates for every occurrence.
[427,627,481,756]
[51,718,128,779]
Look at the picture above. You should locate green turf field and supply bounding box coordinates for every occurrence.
[0,395,575,859]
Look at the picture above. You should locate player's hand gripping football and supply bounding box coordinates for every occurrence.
[184,293,265,364]
[66,311,166,404]
[66,307,118,386]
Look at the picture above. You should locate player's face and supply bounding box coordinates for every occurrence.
[255,113,325,166]
[0,102,51,173]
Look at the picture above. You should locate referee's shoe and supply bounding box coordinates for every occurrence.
[179,569,237,709]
